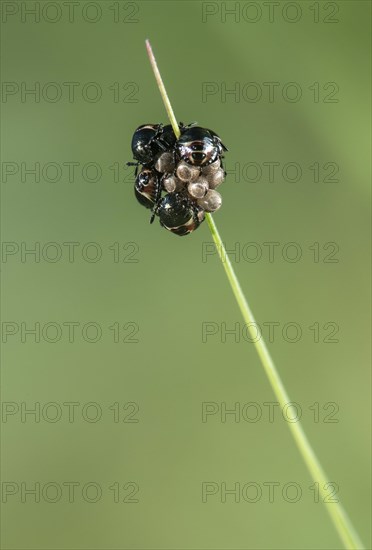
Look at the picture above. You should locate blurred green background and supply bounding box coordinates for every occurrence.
[1,1,370,548]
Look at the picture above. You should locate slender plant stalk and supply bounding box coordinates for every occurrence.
[145,39,364,550]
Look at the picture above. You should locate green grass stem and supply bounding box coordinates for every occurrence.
[145,38,364,550]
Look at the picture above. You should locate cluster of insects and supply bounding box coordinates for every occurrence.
[128,123,228,235]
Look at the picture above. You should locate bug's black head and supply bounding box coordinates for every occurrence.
[159,124,177,150]
[175,126,226,167]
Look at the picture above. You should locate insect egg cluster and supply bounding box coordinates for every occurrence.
[129,123,228,236]
[158,155,224,212]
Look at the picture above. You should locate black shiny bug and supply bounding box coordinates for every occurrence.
[156,192,205,236]
[128,123,177,169]
[134,168,161,209]
[134,168,163,223]
[175,126,228,167]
